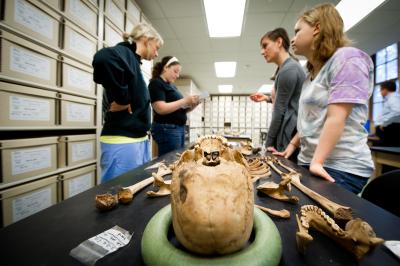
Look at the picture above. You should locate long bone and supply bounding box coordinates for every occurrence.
[255,204,290,219]
[271,157,353,221]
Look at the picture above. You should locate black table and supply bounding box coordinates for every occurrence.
[1,150,399,266]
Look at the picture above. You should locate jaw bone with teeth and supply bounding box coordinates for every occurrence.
[296,205,384,260]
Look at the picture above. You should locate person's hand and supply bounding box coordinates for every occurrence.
[184,95,200,107]
[109,101,132,114]
[266,146,277,153]
[249,92,269,102]
[273,144,296,159]
[309,161,335,182]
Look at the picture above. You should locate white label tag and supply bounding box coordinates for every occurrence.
[10,46,51,81]
[70,225,132,265]
[14,0,53,40]
[66,103,91,122]
[71,141,93,162]
[66,66,92,91]
[11,146,52,175]
[68,0,96,30]
[9,95,50,121]
[68,172,93,197]
[12,187,52,222]
[88,228,131,253]
[384,241,400,259]
[69,30,96,58]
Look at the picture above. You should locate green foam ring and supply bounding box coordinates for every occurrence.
[141,204,282,266]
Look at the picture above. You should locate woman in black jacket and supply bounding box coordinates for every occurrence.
[92,23,163,183]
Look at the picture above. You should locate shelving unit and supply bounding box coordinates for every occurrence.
[0,0,156,227]
[204,95,273,147]
[174,79,204,144]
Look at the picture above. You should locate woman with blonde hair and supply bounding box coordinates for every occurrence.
[92,23,163,183]
[274,4,374,194]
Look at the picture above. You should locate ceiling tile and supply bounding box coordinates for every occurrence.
[247,0,295,13]
[150,19,177,39]
[168,17,209,38]
[157,39,183,54]
[180,37,211,53]
[157,0,204,18]
[188,53,214,64]
[347,11,400,34]
[210,38,241,52]
[289,0,339,11]
[135,0,164,19]
[242,13,286,36]
[136,0,400,94]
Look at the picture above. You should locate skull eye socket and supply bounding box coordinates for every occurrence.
[212,151,219,160]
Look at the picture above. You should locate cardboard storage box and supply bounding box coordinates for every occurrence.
[58,134,96,167]
[127,0,140,23]
[0,137,58,184]
[41,0,61,10]
[2,0,61,48]
[60,93,96,127]
[105,0,124,31]
[64,0,98,36]
[0,30,58,87]
[61,57,95,96]
[0,175,58,227]
[125,15,138,32]
[0,81,57,127]
[104,20,123,47]
[60,164,96,200]
[63,21,97,65]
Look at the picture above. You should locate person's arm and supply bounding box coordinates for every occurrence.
[249,92,271,103]
[273,133,300,158]
[265,70,297,148]
[152,95,198,115]
[309,103,353,182]
[185,97,201,113]
[93,50,134,106]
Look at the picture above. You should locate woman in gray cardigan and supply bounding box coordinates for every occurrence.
[250,28,305,158]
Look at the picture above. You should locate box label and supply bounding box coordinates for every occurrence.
[66,103,91,122]
[68,172,93,197]
[68,0,96,31]
[69,30,96,58]
[66,66,92,92]
[10,46,51,81]
[11,146,52,175]
[14,0,54,40]
[71,141,94,162]
[9,95,50,121]
[12,187,52,222]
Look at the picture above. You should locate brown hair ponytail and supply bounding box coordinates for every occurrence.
[151,56,180,80]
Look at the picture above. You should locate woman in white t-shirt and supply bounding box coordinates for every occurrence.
[274,3,374,194]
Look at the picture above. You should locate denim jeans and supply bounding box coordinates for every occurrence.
[301,165,368,194]
[100,140,150,183]
[151,123,185,156]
